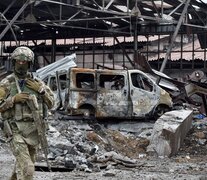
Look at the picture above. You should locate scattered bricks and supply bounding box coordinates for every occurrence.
[147,110,193,157]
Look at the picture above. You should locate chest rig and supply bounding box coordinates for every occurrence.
[4,74,43,121]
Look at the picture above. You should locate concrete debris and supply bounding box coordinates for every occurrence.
[147,109,193,157]
[177,114,207,156]
[102,169,116,177]
[33,107,207,176]
[93,151,137,166]
[1,106,207,179]
[42,117,150,171]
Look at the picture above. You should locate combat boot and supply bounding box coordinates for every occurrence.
[10,172,17,180]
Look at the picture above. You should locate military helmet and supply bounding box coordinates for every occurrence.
[11,46,34,64]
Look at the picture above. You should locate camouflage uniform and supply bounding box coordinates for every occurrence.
[0,46,54,180]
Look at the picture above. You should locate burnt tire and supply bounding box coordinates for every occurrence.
[154,105,170,120]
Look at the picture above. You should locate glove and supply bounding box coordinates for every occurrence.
[13,93,30,103]
[0,88,7,102]
[26,78,45,94]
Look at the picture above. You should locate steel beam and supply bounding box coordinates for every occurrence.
[40,0,127,16]
[114,37,135,67]
[159,0,191,72]
[2,0,17,15]
[102,0,105,10]
[0,0,32,41]
[168,1,184,16]
[36,15,131,23]
[105,0,115,10]
[151,0,161,18]
[59,0,62,21]
[0,13,18,45]
[127,0,129,14]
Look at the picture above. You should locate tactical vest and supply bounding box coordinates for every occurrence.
[1,74,44,121]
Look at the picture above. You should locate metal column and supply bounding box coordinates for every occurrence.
[51,36,56,63]
[159,0,191,72]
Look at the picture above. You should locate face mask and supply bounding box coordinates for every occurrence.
[14,61,29,78]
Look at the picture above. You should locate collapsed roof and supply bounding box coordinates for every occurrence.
[0,0,207,41]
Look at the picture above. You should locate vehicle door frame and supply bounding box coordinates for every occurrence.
[68,68,97,116]
[128,69,160,118]
[96,69,130,118]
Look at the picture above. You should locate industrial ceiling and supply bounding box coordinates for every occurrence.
[0,0,207,41]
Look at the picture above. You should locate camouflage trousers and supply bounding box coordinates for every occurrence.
[9,134,37,180]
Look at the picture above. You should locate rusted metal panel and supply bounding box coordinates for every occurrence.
[158,88,173,107]
[69,91,97,115]
[68,68,96,115]
[96,70,130,118]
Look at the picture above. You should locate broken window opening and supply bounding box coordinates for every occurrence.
[131,73,153,92]
[49,76,57,91]
[59,74,67,90]
[99,74,125,90]
[76,73,95,89]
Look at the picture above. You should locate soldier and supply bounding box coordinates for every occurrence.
[0,46,54,180]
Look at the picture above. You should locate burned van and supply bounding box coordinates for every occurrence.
[66,68,172,119]
[36,54,77,110]
[43,70,68,110]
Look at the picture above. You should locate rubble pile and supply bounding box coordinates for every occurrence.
[35,107,207,174]
[178,115,207,156]
[38,114,151,172]
[1,107,207,179]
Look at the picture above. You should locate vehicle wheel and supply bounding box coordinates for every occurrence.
[82,108,95,120]
[83,109,90,117]
[154,105,170,120]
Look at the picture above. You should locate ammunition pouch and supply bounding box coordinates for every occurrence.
[21,124,37,138]
[15,104,23,121]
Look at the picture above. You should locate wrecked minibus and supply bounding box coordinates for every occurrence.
[36,54,172,119]
[63,68,172,119]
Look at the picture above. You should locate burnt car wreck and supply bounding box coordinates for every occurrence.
[35,54,207,120]
[66,68,172,119]
[36,55,173,119]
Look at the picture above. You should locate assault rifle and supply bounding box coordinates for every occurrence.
[26,94,51,171]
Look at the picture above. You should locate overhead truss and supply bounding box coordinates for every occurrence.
[0,0,207,41]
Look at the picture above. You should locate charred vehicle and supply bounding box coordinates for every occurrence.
[35,54,172,119]
[35,54,207,119]
[36,54,77,110]
[64,68,172,119]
